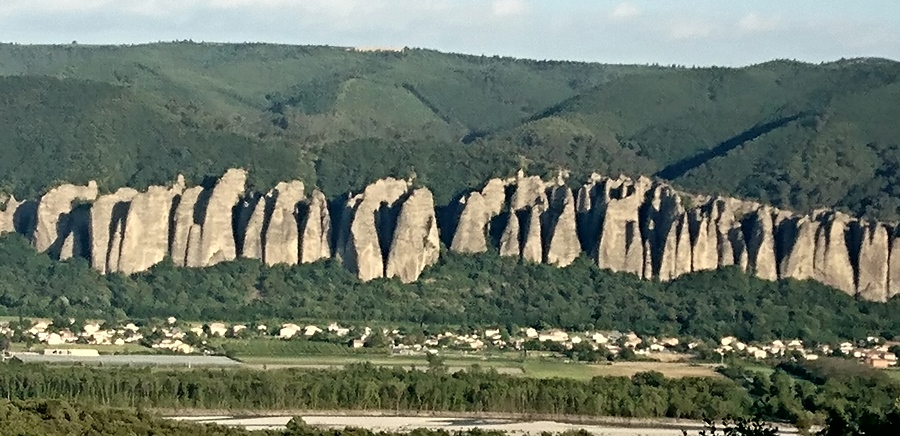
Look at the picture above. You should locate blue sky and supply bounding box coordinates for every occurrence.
[1,0,897,66]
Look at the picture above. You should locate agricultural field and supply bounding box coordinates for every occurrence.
[211,337,722,380]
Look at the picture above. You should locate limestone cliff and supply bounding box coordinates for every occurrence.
[171,186,204,268]
[7,167,900,303]
[32,182,98,258]
[90,187,138,274]
[240,193,269,261]
[263,180,305,266]
[116,182,184,274]
[450,178,510,254]
[299,189,332,263]
[385,187,440,283]
[336,178,410,281]
[544,186,580,267]
[0,194,23,236]
[190,168,247,268]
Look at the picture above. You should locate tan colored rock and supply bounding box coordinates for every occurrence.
[712,198,758,271]
[596,176,650,276]
[299,189,332,263]
[107,222,125,273]
[856,221,889,301]
[117,184,183,274]
[715,201,736,267]
[691,210,718,272]
[240,193,268,260]
[640,183,681,280]
[186,224,203,268]
[264,181,305,266]
[746,208,778,281]
[510,172,547,211]
[171,186,203,267]
[778,217,817,281]
[62,206,92,261]
[190,168,247,268]
[33,182,98,256]
[338,178,410,281]
[673,214,693,279]
[450,177,513,254]
[59,233,75,260]
[385,188,440,282]
[813,212,856,295]
[481,178,509,217]
[450,193,491,254]
[545,186,580,267]
[499,211,521,258]
[0,194,23,235]
[888,232,900,299]
[90,188,139,273]
[521,206,544,263]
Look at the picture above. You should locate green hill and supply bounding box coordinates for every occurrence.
[2,43,900,337]
[2,43,898,220]
[497,58,900,219]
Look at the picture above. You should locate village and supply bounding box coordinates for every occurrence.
[0,318,897,369]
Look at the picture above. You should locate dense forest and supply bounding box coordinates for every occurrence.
[1,233,899,343]
[0,358,898,434]
[0,44,899,221]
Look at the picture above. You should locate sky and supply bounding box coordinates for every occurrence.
[1,0,898,66]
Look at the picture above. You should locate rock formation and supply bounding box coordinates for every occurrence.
[385,187,440,283]
[888,231,900,299]
[450,178,510,254]
[855,221,889,301]
[90,187,138,274]
[32,182,98,258]
[299,189,332,263]
[171,186,204,268]
[263,180,305,266]
[585,175,651,276]
[190,168,247,268]
[777,217,817,281]
[337,178,411,281]
[544,186,580,267]
[116,182,184,274]
[0,194,23,235]
[240,193,269,261]
[4,167,900,302]
[812,212,856,296]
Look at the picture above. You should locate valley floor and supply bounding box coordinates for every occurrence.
[168,413,803,435]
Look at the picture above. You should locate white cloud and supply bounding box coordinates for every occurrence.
[491,0,528,17]
[738,13,779,32]
[610,3,641,20]
[670,19,714,40]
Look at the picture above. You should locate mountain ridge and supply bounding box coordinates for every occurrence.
[4,167,900,303]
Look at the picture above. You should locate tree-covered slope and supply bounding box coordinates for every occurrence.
[499,59,900,220]
[2,43,899,221]
[0,75,313,197]
[0,233,897,344]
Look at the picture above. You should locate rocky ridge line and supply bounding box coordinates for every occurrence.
[1,169,898,302]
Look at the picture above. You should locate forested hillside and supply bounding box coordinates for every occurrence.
[1,43,898,220]
[1,233,898,343]
[2,43,900,338]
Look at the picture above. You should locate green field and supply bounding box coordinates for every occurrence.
[7,342,151,354]
[215,337,723,380]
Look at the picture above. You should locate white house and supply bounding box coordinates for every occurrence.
[279,323,301,339]
[207,322,228,337]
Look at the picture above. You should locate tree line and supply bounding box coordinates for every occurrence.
[2,233,900,344]
[1,359,899,434]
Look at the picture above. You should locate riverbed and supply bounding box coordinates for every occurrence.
[172,415,801,435]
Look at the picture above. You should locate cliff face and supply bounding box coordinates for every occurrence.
[4,168,900,302]
[335,179,439,283]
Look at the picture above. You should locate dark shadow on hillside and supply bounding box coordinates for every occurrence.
[655,111,814,180]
